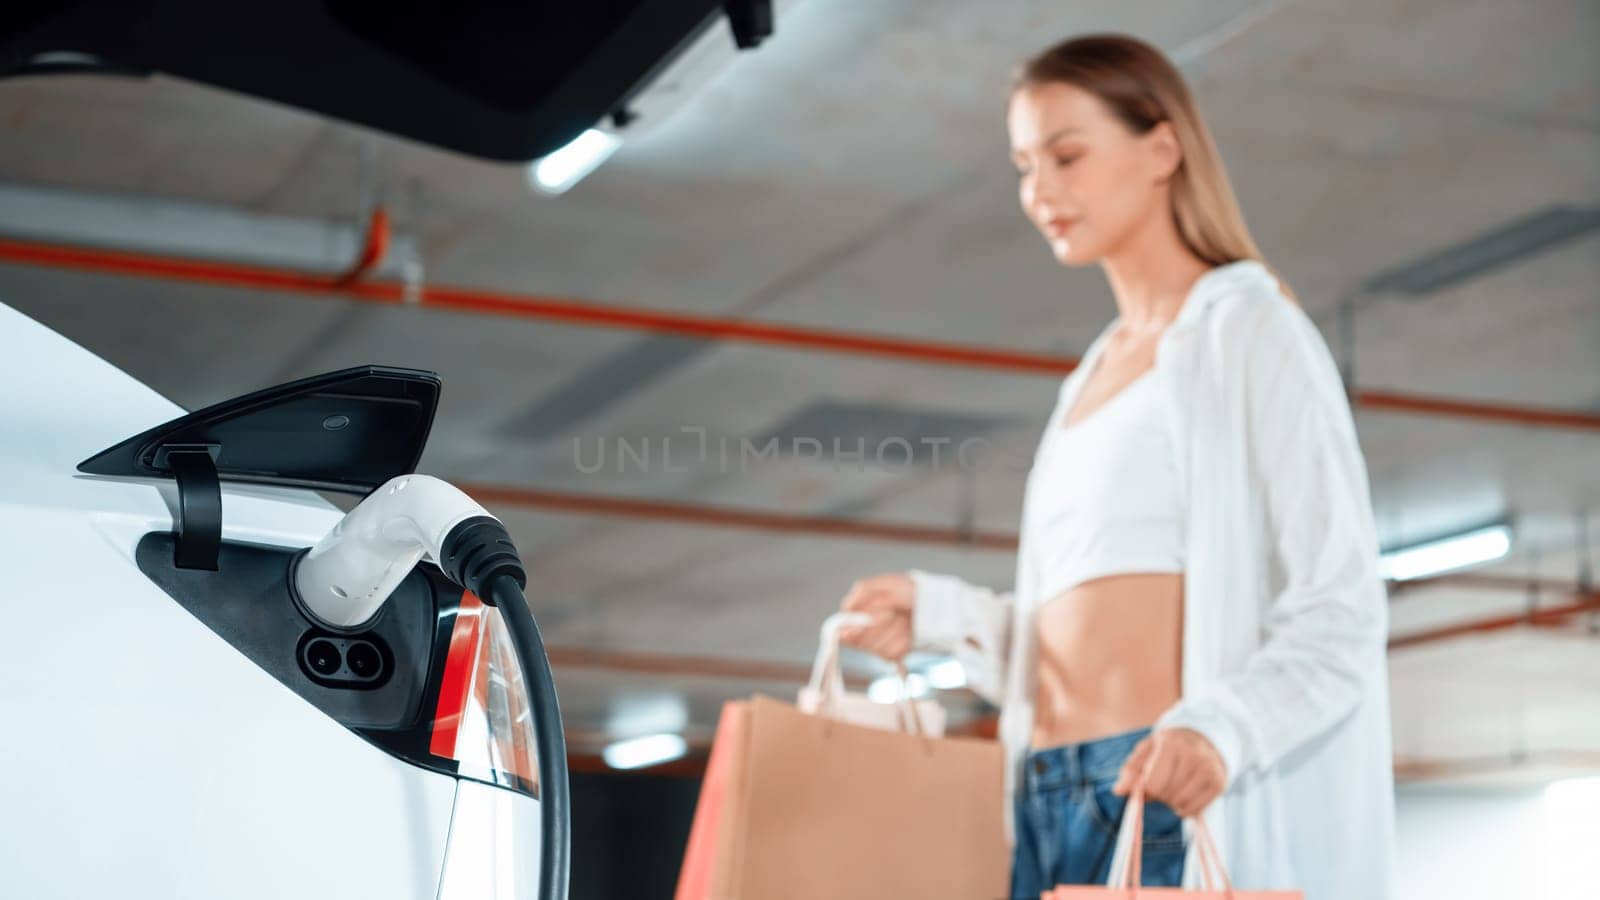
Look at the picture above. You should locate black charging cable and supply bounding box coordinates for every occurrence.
[442,516,569,900]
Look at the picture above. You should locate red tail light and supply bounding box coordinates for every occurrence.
[429,591,540,797]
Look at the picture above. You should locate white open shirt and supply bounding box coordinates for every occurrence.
[910,259,1396,899]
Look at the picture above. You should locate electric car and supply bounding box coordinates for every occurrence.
[0,302,556,898]
[0,4,778,898]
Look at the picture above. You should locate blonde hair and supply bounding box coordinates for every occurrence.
[1012,33,1298,302]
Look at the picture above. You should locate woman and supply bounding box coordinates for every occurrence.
[837,34,1394,900]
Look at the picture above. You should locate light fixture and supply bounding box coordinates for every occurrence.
[602,732,687,770]
[527,128,622,195]
[523,1,806,195]
[924,658,967,690]
[1379,522,1513,582]
[868,672,930,703]
[864,658,965,699]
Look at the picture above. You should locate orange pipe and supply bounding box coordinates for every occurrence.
[460,482,1019,550]
[461,486,1595,613]
[334,207,390,287]
[570,742,1600,780]
[0,235,1075,375]
[3,233,1600,433]
[1393,750,1600,782]
[1388,592,1600,649]
[546,644,872,689]
[1354,388,1600,433]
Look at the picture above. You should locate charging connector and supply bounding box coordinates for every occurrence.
[439,515,527,599]
[294,474,568,900]
[294,475,490,631]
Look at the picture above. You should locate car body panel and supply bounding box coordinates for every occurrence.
[0,302,467,898]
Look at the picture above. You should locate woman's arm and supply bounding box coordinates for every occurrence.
[1154,298,1389,787]
[906,569,1015,707]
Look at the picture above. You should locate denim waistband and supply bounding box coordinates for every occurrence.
[1021,725,1152,793]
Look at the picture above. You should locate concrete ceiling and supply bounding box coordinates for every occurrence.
[1,0,1597,774]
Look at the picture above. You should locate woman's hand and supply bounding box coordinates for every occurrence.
[836,572,915,661]
[1111,727,1227,818]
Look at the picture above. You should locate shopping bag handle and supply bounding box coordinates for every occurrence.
[806,612,928,736]
[805,612,868,702]
[1106,771,1235,897]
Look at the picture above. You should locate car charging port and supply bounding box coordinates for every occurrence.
[296,630,393,690]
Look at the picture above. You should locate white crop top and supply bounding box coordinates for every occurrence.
[1023,363,1185,606]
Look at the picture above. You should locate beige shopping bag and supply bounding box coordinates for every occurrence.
[1047,782,1302,899]
[688,692,1008,900]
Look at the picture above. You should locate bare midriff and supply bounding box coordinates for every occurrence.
[1030,571,1184,749]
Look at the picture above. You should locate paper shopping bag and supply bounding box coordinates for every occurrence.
[1047,784,1302,899]
[674,701,747,900]
[678,694,1009,900]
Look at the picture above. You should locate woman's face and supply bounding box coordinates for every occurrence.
[1007,82,1175,267]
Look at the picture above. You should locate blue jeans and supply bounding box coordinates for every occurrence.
[1010,726,1186,898]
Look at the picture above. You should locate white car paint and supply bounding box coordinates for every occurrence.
[0,302,540,899]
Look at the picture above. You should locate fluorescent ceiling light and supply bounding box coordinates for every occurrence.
[924,658,967,690]
[602,732,686,770]
[1379,522,1512,582]
[610,0,805,141]
[523,1,807,195]
[868,672,930,703]
[528,128,621,195]
[866,657,965,699]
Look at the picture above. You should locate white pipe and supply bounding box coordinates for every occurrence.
[0,181,421,278]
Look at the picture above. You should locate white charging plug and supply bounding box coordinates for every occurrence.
[293,474,497,630]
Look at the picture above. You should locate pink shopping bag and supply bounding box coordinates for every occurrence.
[673,701,745,900]
[1046,783,1301,899]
